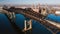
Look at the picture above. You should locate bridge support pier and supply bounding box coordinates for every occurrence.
[23,19,32,31]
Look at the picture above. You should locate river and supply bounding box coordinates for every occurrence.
[0,11,60,34]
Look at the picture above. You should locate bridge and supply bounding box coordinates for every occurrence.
[0,5,60,34]
[1,6,60,34]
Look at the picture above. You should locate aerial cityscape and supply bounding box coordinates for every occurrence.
[0,0,60,34]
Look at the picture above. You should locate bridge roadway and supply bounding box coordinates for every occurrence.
[1,8,60,34]
[14,9,60,34]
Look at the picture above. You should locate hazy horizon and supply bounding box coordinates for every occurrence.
[0,0,60,5]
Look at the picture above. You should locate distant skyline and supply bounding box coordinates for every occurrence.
[0,0,60,5]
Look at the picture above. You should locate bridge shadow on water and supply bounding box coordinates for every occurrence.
[0,14,60,34]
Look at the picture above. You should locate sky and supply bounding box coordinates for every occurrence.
[0,0,60,5]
